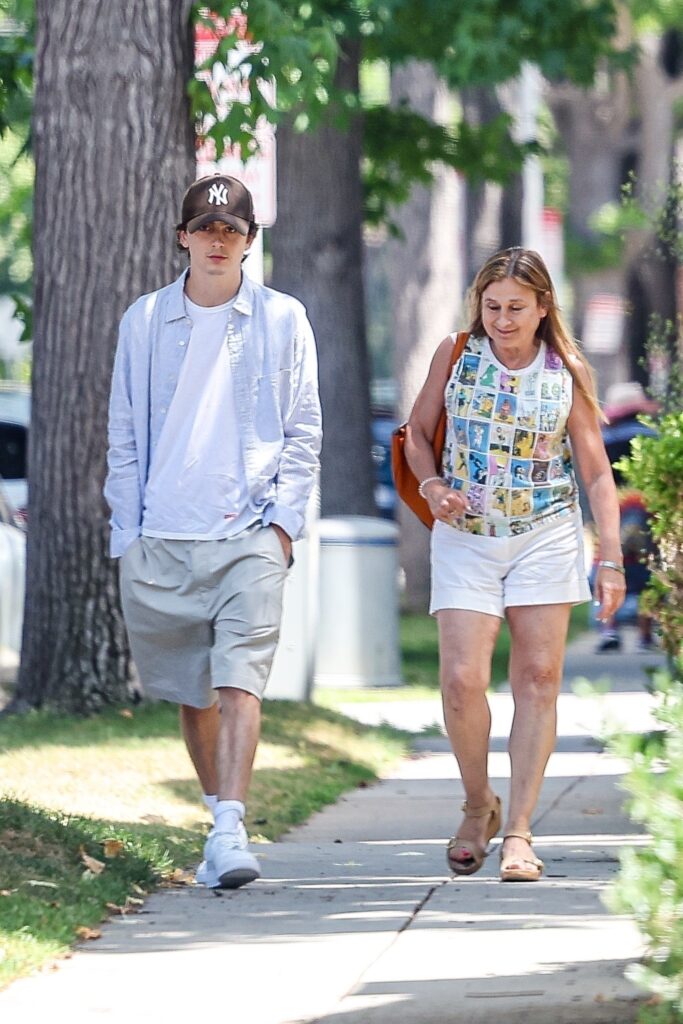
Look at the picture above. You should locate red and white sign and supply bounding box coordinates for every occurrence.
[583,293,626,355]
[540,208,564,292]
[194,12,277,226]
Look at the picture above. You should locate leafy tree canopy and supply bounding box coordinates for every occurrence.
[0,1,641,248]
[0,0,33,136]
[191,0,633,223]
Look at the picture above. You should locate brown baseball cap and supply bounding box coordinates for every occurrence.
[179,174,255,236]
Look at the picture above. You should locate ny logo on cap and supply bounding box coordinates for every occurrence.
[208,183,229,206]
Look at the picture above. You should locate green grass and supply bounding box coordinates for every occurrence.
[0,699,411,989]
[316,603,590,706]
[0,800,183,986]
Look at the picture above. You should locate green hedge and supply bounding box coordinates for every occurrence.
[608,411,683,1022]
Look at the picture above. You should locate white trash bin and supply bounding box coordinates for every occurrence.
[0,521,25,684]
[266,486,320,701]
[314,516,402,689]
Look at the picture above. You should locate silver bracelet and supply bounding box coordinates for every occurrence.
[598,560,625,575]
[418,476,442,499]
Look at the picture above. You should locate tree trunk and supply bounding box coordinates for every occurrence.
[12,0,195,713]
[270,39,375,517]
[387,63,464,610]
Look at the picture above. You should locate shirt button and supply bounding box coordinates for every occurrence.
[179,340,186,347]
[160,407,167,414]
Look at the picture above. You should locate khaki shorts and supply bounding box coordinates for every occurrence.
[430,511,591,618]
[119,528,288,708]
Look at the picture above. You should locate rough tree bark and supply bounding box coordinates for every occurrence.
[387,63,464,610]
[12,1,195,713]
[270,39,376,517]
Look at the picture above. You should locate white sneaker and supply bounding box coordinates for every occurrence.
[199,823,260,889]
[195,858,219,888]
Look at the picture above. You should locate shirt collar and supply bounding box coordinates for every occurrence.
[233,274,254,316]
[165,270,190,322]
[165,268,255,323]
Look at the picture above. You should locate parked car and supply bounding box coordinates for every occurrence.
[0,476,25,681]
[371,408,398,519]
[0,381,30,521]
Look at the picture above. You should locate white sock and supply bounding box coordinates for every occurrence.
[214,799,245,834]
[202,793,218,813]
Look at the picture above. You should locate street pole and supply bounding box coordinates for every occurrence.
[519,63,543,252]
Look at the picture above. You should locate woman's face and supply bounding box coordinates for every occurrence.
[481,278,546,350]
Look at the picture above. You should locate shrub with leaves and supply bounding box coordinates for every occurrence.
[608,668,683,1022]
[617,411,683,661]
[609,403,683,1021]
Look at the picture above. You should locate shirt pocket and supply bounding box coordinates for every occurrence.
[248,368,292,427]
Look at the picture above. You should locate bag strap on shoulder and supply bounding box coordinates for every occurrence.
[449,331,469,369]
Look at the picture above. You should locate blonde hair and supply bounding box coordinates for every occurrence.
[467,247,603,420]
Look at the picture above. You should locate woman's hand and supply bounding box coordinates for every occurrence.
[422,480,468,523]
[593,565,627,622]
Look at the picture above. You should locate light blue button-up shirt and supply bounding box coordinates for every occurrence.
[104,270,322,557]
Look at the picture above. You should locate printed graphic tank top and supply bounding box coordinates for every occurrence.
[442,335,578,537]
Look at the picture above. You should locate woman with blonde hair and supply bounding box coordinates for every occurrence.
[405,247,625,881]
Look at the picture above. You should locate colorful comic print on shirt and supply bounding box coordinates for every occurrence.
[442,335,577,537]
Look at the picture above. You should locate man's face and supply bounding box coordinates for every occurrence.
[178,220,251,276]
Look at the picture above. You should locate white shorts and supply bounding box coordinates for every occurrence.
[430,512,591,618]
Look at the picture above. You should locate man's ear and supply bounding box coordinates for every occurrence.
[177,229,190,250]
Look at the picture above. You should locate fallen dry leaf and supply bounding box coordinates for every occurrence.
[102,839,125,859]
[131,884,146,896]
[119,708,134,719]
[126,896,144,907]
[79,848,105,875]
[141,814,167,825]
[582,807,604,816]
[75,926,102,941]
[105,902,127,915]
[163,868,194,886]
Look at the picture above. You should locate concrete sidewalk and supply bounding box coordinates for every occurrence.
[0,628,665,1024]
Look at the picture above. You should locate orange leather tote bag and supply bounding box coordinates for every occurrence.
[391,332,469,529]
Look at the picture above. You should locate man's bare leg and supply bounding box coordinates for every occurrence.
[180,702,220,796]
[215,687,261,802]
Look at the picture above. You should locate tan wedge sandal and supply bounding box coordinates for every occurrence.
[447,795,502,876]
[499,830,544,882]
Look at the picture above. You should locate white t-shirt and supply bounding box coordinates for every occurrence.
[142,294,256,539]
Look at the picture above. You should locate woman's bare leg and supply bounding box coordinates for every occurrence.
[503,602,571,866]
[438,608,502,857]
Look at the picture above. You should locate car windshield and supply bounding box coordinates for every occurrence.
[0,387,30,426]
[0,423,27,481]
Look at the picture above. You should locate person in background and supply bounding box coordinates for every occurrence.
[405,247,625,882]
[594,381,657,652]
[105,174,322,889]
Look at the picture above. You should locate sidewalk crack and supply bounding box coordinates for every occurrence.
[303,879,448,1023]
[532,775,584,831]
[398,879,447,934]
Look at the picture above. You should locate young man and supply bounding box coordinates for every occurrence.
[104,174,322,889]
